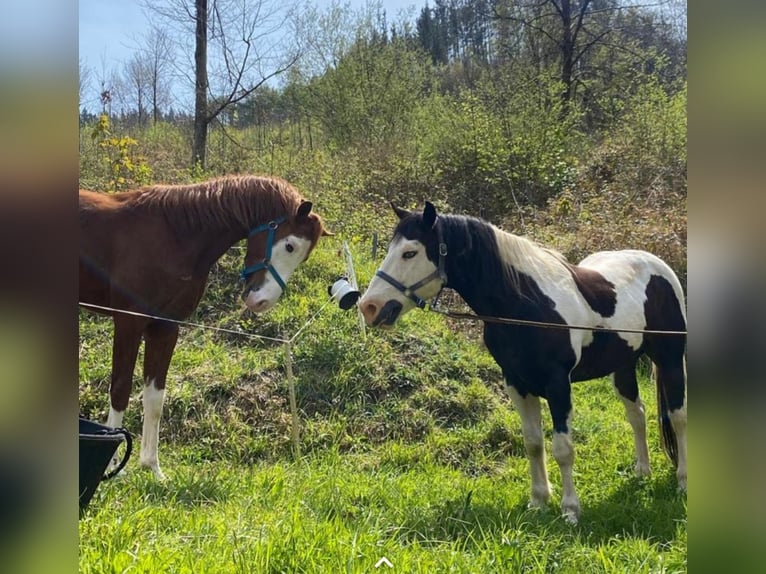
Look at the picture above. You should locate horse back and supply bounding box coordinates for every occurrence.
[577,249,686,323]
[574,249,686,371]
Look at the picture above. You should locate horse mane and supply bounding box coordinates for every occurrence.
[127,175,304,233]
[441,214,571,295]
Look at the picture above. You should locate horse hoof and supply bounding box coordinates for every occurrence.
[530,484,552,508]
[563,511,579,525]
[140,459,166,481]
[561,499,581,524]
[634,463,651,477]
[106,456,126,477]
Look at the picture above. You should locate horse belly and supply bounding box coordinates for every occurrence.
[571,331,642,382]
[484,325,577,397]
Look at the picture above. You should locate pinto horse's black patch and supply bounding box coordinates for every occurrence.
[567,265,617,317]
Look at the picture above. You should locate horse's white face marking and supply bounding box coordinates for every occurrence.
[244,235,312,313]
[360,236,442,326]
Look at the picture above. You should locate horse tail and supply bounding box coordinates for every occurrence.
[654,362,679,468]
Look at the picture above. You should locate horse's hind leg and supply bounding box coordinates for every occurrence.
[505,385,552,509]
[141,320,179,481]
[654,357,687,492]
[613,362,651,477]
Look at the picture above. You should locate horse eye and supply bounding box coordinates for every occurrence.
[286,244,294,253]
[403,250,417,259]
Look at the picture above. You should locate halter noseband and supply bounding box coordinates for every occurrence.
[240,216,288,291]
[375,219,447,309]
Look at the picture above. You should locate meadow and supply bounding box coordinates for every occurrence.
[78,241,687,573]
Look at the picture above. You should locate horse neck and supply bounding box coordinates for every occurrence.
[191,228,246,276]
[441,218,528,317]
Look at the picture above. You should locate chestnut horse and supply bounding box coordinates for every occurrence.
[79,175,331,479]
[359,202,686,523]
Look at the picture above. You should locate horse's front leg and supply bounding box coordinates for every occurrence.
[505,386,552,509]
[140,321,179,481]
[106,316,145,473]
[547,377,580,524]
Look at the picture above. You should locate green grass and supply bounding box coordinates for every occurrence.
[79,241,686,572]
[80,444,685,573]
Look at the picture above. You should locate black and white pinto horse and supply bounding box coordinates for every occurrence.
[359,202,687,523]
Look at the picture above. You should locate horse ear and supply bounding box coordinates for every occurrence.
[423,201,437,229]
[296,201,313,218]
[391,202,410,220]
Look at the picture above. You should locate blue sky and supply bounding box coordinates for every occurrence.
[79,0,422,111]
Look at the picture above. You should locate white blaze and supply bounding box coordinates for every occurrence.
[244,235,312,312]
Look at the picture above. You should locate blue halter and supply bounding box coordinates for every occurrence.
[240,216,288,291]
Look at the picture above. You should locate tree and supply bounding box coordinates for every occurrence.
[136,26,174,125]
[79,58,91,110]
[123,54,149,126]
[142,0,302,169]
[491,0,685,117]
[296,2,431,153]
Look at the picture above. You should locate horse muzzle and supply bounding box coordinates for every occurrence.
[361,299,403,328]
[242,287,278,313]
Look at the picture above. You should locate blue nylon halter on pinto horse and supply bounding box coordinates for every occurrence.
[359,202,687,524]
[79,175,331,479]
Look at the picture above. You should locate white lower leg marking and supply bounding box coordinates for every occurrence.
[105,408,126,474]
[613,383,651,477]
[106,408,124,429]
[669,401,687,491]
[507,387,551,508]
[140,379,166,480]
[552,423,580,524]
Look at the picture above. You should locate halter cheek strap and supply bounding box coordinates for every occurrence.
[240,216,288,291]
[375,220,448,309]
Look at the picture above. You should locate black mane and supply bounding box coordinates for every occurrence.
[395,211,559,316]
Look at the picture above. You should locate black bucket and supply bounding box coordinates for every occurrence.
[79,418,132,514]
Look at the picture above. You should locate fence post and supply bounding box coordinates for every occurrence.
[343,241,366,339]
[284,341,301,459]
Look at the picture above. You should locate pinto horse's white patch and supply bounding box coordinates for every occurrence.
[579,250,675,350]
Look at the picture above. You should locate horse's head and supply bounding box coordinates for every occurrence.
[360,201,446,327]
[241,200,332,312]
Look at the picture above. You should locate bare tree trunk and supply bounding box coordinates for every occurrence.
[560,0,574,114]
[152,70,159,125]
[193,0,208,169]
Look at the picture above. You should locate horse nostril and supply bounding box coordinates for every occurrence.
[363,303,378,319]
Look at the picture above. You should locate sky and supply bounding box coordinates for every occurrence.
[79,0,422,112]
